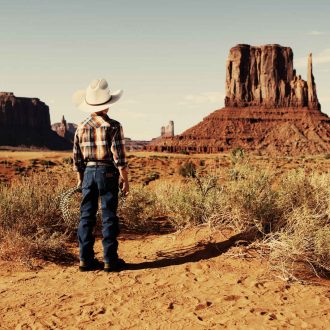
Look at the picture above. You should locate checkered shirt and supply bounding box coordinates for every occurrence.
[73,113,127,172]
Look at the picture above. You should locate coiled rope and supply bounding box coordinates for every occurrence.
[59,187,126,228]
[59,186,82,228]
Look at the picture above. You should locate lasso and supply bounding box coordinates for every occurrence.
[59,187,126,228]
[59,186,82,228]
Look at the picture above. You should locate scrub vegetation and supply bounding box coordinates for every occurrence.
[0,151,329,280]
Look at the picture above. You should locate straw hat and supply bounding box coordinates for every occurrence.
[72,78,123,112]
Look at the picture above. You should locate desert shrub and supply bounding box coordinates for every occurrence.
[222,163,279,233]
[0,160,12,166]
[118,186,164,231]
[1,160,328,278]
[0,173,73,264]
[154,175,224,229]
[30,159,39,166]
[40,160,56,166]
[231,147,244,164]
[178,161,196,178]
[62,157,73,165]
[266,170,330,277]
[15,166,24,173]
[142,172,160,185]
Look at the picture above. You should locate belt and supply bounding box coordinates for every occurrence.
[86,161,114,167]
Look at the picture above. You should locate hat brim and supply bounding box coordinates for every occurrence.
[72,89,123,113]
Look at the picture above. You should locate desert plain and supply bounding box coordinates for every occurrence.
[0,149,329,329]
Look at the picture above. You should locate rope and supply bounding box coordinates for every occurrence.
[59,187,126,228]
[59,187,82,228]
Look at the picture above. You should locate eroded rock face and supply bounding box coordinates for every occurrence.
[51,115,77,143]
[161,121,174,138]
[0,92,72,149]
[225,44,320,110]
[148,44,330,155]
[148,107,330,155]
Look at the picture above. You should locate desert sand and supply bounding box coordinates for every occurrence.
[0,227,329,329]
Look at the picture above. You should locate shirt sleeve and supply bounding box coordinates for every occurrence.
[111,124,128,168]
[73,129,86,172]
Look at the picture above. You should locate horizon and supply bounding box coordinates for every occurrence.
[1,0,330,140]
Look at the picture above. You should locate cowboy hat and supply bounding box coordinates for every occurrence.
[72,78,123,112]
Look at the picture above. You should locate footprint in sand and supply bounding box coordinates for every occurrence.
[79,304,107,322]
[223,295,241,302]
[195,301,213,311]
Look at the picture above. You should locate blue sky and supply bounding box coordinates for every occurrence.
[1,0,330,139]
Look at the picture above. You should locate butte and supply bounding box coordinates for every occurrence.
[148,44,330,155]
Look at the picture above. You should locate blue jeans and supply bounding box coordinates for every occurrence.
[78,166,120,264]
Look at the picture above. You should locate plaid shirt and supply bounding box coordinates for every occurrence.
[73,113,127,172]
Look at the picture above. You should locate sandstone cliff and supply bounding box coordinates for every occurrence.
[224,44,320,110]
[0,92,72,149]
[150,107,330,155]
[51,115,77,143]
[149,44,330,155]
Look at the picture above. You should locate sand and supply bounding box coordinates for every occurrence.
[0,228,329,329]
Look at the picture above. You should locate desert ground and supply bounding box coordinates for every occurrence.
[0,149,330,184]
[0,149,329,329]
[1,228,329,329]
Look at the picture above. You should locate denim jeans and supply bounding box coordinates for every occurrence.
[78,165,120,264]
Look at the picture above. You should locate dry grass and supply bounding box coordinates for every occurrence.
[0,153,329,279]
[266,170,330,279]
[117,162,330,278]
[0,173,74,265]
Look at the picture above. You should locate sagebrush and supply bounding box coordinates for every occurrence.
[0,162,329,279]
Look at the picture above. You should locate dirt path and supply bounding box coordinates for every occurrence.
[0,228,329,329]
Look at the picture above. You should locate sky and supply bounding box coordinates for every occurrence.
[1,0,330,140]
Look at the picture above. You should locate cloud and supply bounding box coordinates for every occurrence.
[178,92,224,107]
[295,49,330,68]
[307,30,326,36]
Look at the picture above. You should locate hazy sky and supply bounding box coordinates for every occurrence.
[1,0,330,140]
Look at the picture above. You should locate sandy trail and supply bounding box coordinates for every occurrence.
[0,228,329,329]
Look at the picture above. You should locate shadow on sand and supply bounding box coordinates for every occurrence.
[124,230,257,271]
[50,229,257,270]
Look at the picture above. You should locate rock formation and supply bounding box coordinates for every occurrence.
[51,115,77,143]
[224,44,320,110]
[148,44,330,155]
[161,121,174,137]
[0,92,72,149]
[124,138,149,151]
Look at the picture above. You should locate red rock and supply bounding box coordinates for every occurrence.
[148,45,330,155]
[225,44,319,110]
[51,115,77,143]
[149,107,330,155]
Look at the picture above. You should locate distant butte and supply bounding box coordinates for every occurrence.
[0,92,72,149]
[148,44,330,155]
[51,115,77,143]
